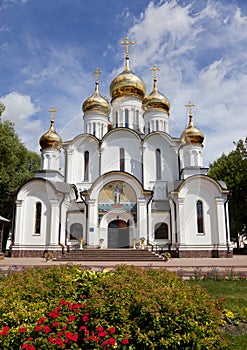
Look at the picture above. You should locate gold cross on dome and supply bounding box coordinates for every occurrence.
[185,101,195,115]
[120,36,135,59]
[48,106,58,122]
[150,64,160,80]
[92,67,102,83]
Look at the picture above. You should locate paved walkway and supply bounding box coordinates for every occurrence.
[0,255,247,274]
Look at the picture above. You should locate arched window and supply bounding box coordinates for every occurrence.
[147,122,150,133]
[93,122,96,136]
[197,200,204,233]
[34,202,42,234]
[155,222,168,239]
[156,148,161,180]
[120,148,125,171]
[115,112,118,127]
[84,151,89,181]
[125,109,129,128]
[156,120,159,131]
[70,223,83,240]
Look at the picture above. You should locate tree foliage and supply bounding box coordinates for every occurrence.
[208,138,247,240]
[0,103,40,220]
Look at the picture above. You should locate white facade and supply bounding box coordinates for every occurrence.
[12,49,231,258]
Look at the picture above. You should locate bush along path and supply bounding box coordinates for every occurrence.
[0,265,228,349]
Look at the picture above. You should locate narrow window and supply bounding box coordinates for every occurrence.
[35,202,42,234]
[155,223,168,239]
[148,122,150,133]
[156,120,159,131]
[197,200,204,233]
[116,112,118,127]
[156,148,161,180]
[84,151,89,181]
[135,110,139,129]
[120,148,125,171]
[125,109,129,128]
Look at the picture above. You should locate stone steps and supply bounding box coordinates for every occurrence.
[54,248,163,262]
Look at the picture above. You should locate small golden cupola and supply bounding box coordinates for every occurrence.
[110,36,146,101]
[142,64,170,114]
[39,106,62,150]
[181,102,204,144]
[82,68,110,116]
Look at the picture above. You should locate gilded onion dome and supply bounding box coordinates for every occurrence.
[82,68,110,115]
[110,36,146,101]
[181,112,204,145]
[39,106,62,150]
[142,64,170,113]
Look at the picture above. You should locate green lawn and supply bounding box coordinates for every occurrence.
[187,280,247,349]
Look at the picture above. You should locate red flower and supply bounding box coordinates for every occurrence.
[107,337,116,345]
[22,345,29,349]
[79,326,86,331]
[68,314,76,322]
[0,326,10,336]
[49,309,61,318]
[98,331,108,337]
[109,327,116,334]
[82,312,89,322]
[37,317,46,325]
[22,345,35,350]
[82,294,87,299]
[18,327,27,333]
[62,325,67,330]
[65,331,78,342]
[43,325,51,333]
[60,299,67,305]
[35,325,42,332]
[122,339,129,344]
[52,322,60,328]
[96,326,104,332]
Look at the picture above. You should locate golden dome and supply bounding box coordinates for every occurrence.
[110,37,146,101]
[82,81,110,116]
[110,68,146,101]
[181,114,204,144]
[39,107,62,150]
[142,64,170,113]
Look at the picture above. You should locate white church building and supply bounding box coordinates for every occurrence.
[12,38,231,258]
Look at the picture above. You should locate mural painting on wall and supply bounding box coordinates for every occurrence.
[98,181,137,223]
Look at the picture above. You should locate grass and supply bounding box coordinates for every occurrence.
[188,280,247,349]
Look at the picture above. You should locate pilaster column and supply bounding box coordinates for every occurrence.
[177,198,185,245]
[137,199,147,240]
[49,199,59,246]
[87,199,98,246]
[215,197,226,245]
[14,200,23,245]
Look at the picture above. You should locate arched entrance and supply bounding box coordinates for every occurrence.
[108,219,129,248]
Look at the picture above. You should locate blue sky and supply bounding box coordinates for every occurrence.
[1,0,247,166]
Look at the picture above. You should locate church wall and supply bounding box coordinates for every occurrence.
[150,212,170,244]
[101,130,142,181]
[143,134,179,194]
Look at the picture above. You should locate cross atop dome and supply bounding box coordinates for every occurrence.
[150,64,160,91]
[48,106,58,123]
[120,36,135,71]
[185,101,195,116]
[92,67,102,84]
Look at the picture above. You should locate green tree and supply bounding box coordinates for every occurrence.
[0,103,40,220]
[208,138,247,242]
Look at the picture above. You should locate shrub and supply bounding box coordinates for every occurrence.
[0,265,227,349]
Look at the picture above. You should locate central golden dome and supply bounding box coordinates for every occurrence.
[110,67,146,101]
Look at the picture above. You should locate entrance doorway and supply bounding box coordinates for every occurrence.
[108,220,129,248]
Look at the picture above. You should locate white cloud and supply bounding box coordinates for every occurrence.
[124,0,247,165]
[0,92,42,150]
